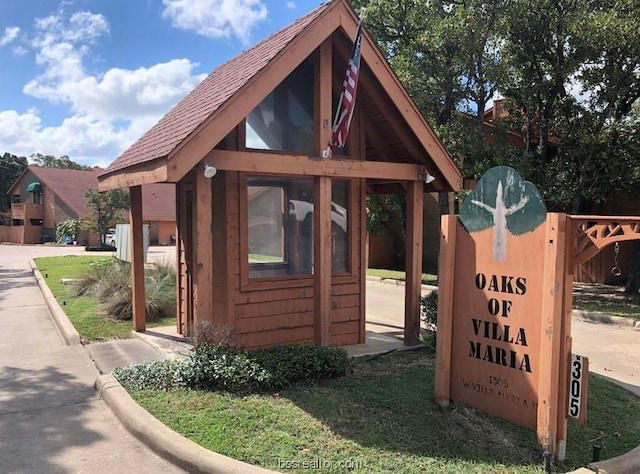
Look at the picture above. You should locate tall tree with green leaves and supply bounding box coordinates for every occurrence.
[30,153,91,170]
[0,153,28,223]
[81,189,129,247]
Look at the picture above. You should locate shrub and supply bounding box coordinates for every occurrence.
[115,343,351,394]
[113,360,185,391]
[180,344,271,393]
[193,321,235,348]
[248,345,350,390]
[56,219,79,244]
[420,290,438,331]
[420,290,438,348]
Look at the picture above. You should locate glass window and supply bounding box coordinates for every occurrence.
[331,181,349,274]
[246,59,314,153]
[247,177,350,279]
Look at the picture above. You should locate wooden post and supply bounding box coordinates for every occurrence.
[556,215,577,461]
[194,170,213,328]
[404,179,423,345]
[314,176,331,346]
[536,213,567,457]
[317,38,332,154]
[434,214,457,406]
[129,185,146,332]
[359,178,367,343]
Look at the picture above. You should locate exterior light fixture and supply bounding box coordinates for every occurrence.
[425,173,436,184]
[203,164,217,178]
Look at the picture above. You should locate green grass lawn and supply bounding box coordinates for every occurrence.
[367,268,438,286]
[34,255,175,343]
[573,293,640,319]
[129,350,640,474]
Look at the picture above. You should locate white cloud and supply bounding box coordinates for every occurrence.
[13,46,28,56]
[0,26,20,47]
[4,8,208,165]
[286,2,296,9]
[0,109,136,165]
[162,0,267,43]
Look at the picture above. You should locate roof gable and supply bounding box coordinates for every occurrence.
[100,0,461,191]
[102,1,332,178]
[28,167,103,218]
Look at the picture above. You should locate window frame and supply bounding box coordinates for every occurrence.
[239,173,358,291]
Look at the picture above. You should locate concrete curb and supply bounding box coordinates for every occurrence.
[588,444,640,473]
[29,259,81,346]
[95,374,275,474]
[365,275,438,292]
[573,309,640,330]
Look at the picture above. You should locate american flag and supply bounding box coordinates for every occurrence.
[329,20,363,149]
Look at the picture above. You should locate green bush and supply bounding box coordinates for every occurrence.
[248,345,350,389]
[114,343,351,394]
[181,344,271,393]
[113,360,185,391]
[420,291,438,331]
[56,219,79,243]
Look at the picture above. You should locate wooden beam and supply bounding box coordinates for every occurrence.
[165,7,344,183]
[314,175,332,346]
[206,149,424,181]
[536,213,566,457]
[404,180,423,345]
[129,185,146,332]
[363,113,395,162]
[98,159,168,191]
[434,214,458,407]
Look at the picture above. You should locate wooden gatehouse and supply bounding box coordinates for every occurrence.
[98,0,461,349]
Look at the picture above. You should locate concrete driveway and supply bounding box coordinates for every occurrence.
[0,244,185,473]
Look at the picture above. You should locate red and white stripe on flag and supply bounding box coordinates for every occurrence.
[329,20,363,149]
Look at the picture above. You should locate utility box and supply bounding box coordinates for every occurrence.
[115,223,149,262]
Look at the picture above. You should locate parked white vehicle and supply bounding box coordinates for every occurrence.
[103,228,116,247]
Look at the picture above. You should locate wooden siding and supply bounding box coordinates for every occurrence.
[228,177,364,349]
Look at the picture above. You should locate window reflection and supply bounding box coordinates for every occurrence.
[247,177,350,279]
[246,59,314,153]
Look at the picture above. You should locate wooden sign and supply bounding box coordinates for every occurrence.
[436,166,563,436]
[567,354,588,424]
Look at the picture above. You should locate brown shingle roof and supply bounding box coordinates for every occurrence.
[103,1,333,176]
[28,166,103,218]
[22,166,175,221]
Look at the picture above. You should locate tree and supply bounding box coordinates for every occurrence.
[81,189,129,247]
[30,153,91,170]
[0,153,28,223]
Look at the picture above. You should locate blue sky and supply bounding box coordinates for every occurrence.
[0,0,325,167]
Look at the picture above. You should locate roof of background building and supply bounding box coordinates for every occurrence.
[10,166,175,221]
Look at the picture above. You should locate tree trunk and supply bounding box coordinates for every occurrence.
[624,241,640,295]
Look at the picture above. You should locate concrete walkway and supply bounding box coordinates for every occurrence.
[0,245,185,473]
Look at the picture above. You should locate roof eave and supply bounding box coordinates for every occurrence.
[98,157,169,191]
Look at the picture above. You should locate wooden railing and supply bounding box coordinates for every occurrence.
[11,202,43,221]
